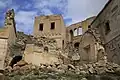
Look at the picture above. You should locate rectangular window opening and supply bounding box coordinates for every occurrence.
[51,22,55,30]
[105,21,111,35]
[39,23,43,31]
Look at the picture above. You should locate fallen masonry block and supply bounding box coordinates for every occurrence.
[0,73,4,80]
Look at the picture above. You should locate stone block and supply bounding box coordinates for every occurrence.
[0,73,4,80]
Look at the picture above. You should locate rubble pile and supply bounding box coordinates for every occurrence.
[5,60,84,80]
[9,31,59,56]
[5,31,120,80]
[5,59,120,80]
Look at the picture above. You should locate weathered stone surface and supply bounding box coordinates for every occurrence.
[5,66,12,73]
[88,67,95,74]
[57,64,68,71]
[68,64,75,70]
[81,78,88,80]
[0,73,4,80]
[5,60,120,80]
[2,2,120,80]
[13,65,20,71]
[16,60,27,67]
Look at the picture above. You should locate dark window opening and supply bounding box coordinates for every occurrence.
[105,21,111,35]
[88,25,91,28]
[70,30,73,35]
[62,40,64,48]
[70,30,73,41]
[39,23,43,31]
[44,46,48,52]
[74,42,79,48]
[51,22,55,30]
[62,40,64,45]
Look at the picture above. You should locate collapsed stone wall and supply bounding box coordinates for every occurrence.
[5,25,120,80]
[9,32,58,56]
[63,27,107,66]
[8,31,64,67]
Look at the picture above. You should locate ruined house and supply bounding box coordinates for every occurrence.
[79,28,106,63]
[23,14,100,65]
[1,1,120,79]
[33,15,66,49]
[0,9,107,69]
[0,0,117,72]
[91,0,120,64]
[23,37,62,66]
[0,9,16,73]
[66,16,95,43]
[23,15,67,66]
[65,17,97,62]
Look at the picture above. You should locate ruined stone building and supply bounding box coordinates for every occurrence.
[23,37,62,66]
[1,0,120,74]
[91,0,120,64]
[0,8,107,70]
[66,16,95,46]
[32,15,97,64]
[32,12,107,64]
[65,17,97,63]
[1,1,120,79]
[33,15,66,49]
[0,9,16,72]
[23,15,67,66]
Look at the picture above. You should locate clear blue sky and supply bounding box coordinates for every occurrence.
[0,0,108,34]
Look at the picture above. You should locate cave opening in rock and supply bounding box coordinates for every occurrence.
[9,56,22,68]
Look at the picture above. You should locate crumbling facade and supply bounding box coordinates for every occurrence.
[32,15,97,64]
[0,9,16,79]
[23,15,67,65]
[1,0,119,74]
[91,0,120,64]
[33,15,66,49]
[66,16,95,43]
[1,1,120,79]
[23,37,62,66]
[65,17,96,63]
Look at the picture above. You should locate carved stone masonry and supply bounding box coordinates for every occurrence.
[4,9,15,26]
